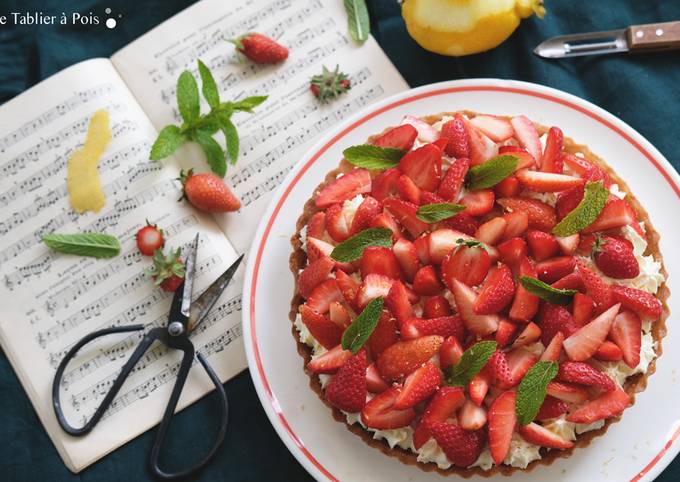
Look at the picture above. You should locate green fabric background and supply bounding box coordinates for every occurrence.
[0,1,678,480]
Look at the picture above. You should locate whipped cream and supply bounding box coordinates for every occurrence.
[598,331,656,386]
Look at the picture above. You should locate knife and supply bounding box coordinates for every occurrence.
[534,21,680,59]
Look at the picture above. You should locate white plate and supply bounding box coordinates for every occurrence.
[242,79,680,482]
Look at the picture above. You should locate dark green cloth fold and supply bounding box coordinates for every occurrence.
[0,0,677,480]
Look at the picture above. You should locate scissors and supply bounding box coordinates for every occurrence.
[52,234,243,479]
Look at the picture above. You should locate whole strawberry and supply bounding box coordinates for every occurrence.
[310,65,351,103]
[148,248,185,292]
[592,235,639,279]
[230,33,288,64]
[136,220,164,256]
[180,169,240,213]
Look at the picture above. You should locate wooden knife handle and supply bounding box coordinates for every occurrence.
[626,21,680,51]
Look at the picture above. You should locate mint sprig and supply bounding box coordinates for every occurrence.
[341,297,383,354]
[519,276,577,305]
[150,59,267,177]
[330,227,393,262]
[344,0,370,44]
[447,340,497,387]
[416,203,466,223]
[552,181,608,237]
[42,233,120,259]
[343,145,404,170]
[465,155,518,190]
[516,361,559,425]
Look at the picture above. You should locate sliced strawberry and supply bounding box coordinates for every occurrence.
[372,124,418,150]
[413,386,466,449]
[370,210,402,240]
[536,256,575,284]
[572,292,594,326]
[307,345,352,374]
[325,350,367,412]
[368,311,399,356]
[468,370,491,406]
[470,114,514,142]
[413,235,430,264]
[412,265,443,295]
[566,385,630,424]
[315,169,371,208]
[527,230,560,261]
[325,203,351,242]
[496,318,518,347]
[299,304,343,349]
[428,229,463,264]
[384,198,428,237]
[546,380,589,404]
[329,301,351,329]
[306,236,333,263]
[432,137,449,151]
[551,271,585,291]
[558,361,615,391]
[356,274,393,308]
[495,175,521,198]
[366,363,390,393]
[497,197,556,231]
[498,145,537,170]
[438,157,470,201]
[556,234,580,255]
[401,115,439,142]
[335,269,359,308]
[502,211,529,240]
[595,340,623,361]
[398,143,442,191]
[539,303,580,346]
[385,280,413,327]
[556,185,585,220]
[420,191,445,205]
[442,243,491,288]
[577,260,614,313]
[487,349,514,389]
[443,211,480,236]
[584,199,635,233]
[405,315,465,341]
[536,395,568,421]
[440,335,464,369]
[306,211,326,240]
[440,114,470,158]
[460,189,495,216]
[510,115,541,161]
[361,387,416,429]
[361,246,402,280]
[610,310,642,368]
[510,256,540,322]
[540,331,564,362]
[563,303,620,362]
[424,295,452,318]
[498,237,528,272]
[561,152,592,175]
[396,174,422,204]
[427,421,487,467]
[306,278,343,314]
[474,264,515,314]
[475,217,507,246]
[298,256,334,298]
[610,285,663,321]
[376,335,444,381]
[541,127,564,173]
[371,168,400,202]
[394,362,442,409]
[518,422,574,449]
[512,322,542,348]
[506,347,538,384]
[392,238,420,281]
[349,196,382,235]
[488,391,517,464]
[459,399,488,430]
[451,279,499,335]
[516,169,584,192]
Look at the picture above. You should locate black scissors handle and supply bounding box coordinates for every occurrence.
[52,326,229,480]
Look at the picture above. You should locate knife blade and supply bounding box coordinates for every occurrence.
[534,21,680,59]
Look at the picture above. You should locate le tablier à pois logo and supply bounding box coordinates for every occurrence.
[0,7,121,29]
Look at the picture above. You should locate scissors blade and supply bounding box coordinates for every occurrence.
[187,254,244,333]
[180,234,199,318]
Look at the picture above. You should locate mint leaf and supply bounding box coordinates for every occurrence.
[197,59,220,108]
[519,276,577,305]
[447,340,497,387]
[552,181,609,237]
[150,125,184,160]
[342,297,383,354]
[331,227,393,262]
[177,70,200,123]
[43,233,120,259]
[192,129,226,177]
[344,0,370,44]
[516,361,559,425]
[416,203,466,223]
[228,96,268,113]
[223,117,239,165]
[465,155,518,190]
[343,145,404,170]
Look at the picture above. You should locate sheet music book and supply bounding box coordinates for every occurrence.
[0,0,408,472]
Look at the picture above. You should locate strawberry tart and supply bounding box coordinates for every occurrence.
[289,111,668,475]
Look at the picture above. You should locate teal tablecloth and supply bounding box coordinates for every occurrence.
[0,1,678,480]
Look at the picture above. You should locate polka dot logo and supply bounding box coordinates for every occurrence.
[105,8,122,29]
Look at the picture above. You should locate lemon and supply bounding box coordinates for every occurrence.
[402,0,545,56]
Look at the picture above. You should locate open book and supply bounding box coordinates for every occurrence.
[0,0,408,472]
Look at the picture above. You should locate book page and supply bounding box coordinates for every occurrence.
[0,58,243,472]
[111,0,409,253]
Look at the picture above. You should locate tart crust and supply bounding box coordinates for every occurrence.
[288,111,670,476]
